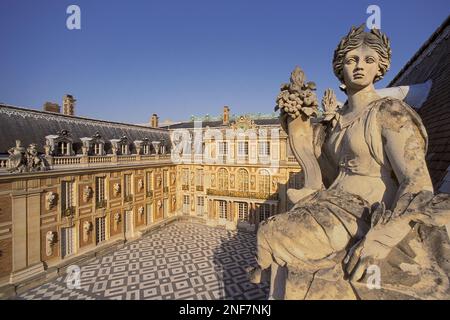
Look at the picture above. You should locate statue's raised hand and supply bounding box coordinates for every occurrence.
[275,66,323,191]
[275,66,319,135]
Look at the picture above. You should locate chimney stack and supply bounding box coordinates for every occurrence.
[150,114,159,128]
[43,102,61,113]
[223,106,230,125]
[63,94,76,116]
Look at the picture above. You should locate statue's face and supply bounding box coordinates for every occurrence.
[342,45,380,90]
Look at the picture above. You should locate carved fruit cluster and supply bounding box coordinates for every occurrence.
[275,66,319,120]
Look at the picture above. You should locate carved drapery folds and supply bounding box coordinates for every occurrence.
[7,140,50,173]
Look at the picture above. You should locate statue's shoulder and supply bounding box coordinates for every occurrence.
[364,96,429,165]
[368,97,426,132]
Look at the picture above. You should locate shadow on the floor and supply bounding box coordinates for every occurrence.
[212,226,269,300]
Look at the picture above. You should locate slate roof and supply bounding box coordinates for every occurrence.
[0,104,170,155]
[389,15,450,191]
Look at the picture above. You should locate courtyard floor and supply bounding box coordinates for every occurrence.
[17,222,269,300]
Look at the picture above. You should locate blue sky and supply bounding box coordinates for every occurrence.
[0,0,448,124]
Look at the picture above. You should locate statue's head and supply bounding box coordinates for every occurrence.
[333,24,391,91]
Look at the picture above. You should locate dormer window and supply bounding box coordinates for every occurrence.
[143,144,149,155]
[46,129,73,156]
[58,142,69,155]
[94,143,102,155]
[80,132,105,156]
[111,136,129,155]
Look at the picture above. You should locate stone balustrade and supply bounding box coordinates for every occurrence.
[0,153,173,174]
[0,157,8,169]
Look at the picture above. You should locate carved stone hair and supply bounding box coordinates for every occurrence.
[333,24,392,84]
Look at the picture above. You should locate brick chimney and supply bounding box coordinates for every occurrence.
[223,106,230,125]
[150,114,159,128]
[43,102,61,113]
[63,94,76,116]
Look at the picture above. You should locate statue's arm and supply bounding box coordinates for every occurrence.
[313,122,338,188]
[285,118,338,203]
[379,100,434,209]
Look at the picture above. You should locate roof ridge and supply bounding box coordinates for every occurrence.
[0,103,168,132]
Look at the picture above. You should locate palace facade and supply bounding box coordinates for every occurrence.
[0,99,301,293]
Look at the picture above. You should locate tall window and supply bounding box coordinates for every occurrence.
[196,169,204,188]
[258,141,270,157]
[121,144,127,155]
[146,171,153,195]
[259,170,271,194]
[143,144,149,155]
[288,172,302,189]
[237,141,249,157]
[182,168,189,189]
[238,169,249,192]
[61,227,75,258]
[95,177,106,207]
[218,142,228,155]
[237,202,249,222]
[96,217,106,244]
[218,201,228,219]
[163,170,168,190]
[259,204,271,222]
[124,174,132,200]
[183,195,190,214]
[218,168,228,190]
[61,181,74,214]
[196,196,204,215]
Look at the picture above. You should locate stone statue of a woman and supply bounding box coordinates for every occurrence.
[250,25,450,300]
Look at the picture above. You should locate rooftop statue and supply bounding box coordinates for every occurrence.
[7,140,49,173]
[250,25,450,299]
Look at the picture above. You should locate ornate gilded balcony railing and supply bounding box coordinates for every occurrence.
[196,185,204,192]
[182,185,189,191]
[206,189,278,200]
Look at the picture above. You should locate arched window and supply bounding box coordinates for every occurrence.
[218,168,228,190]
[259,169,270,194]
[238,168,249,192]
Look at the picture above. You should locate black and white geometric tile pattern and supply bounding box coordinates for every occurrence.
[18,222,269,300]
